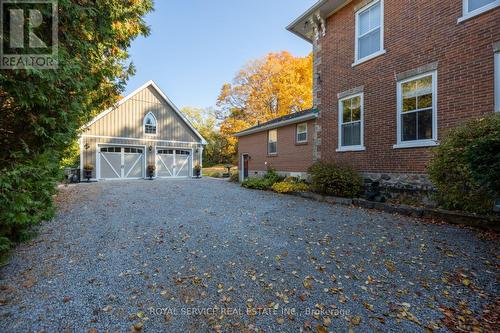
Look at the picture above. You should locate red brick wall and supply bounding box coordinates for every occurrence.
[317,0,499,174]
[237,120,315,173]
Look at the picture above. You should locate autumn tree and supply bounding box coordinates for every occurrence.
[0,0,153,255]
[216,51,313,159]
[181,107,232,165]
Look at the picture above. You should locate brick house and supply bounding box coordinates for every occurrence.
[259,0,497,190]
[235,109,319,181]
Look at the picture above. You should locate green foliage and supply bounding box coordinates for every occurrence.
[208,171,222,178]
[0,0,153,256]
[241,169,284,190]
[428,114,499,214]
[0,152,60,254]
[308,161,363,198]
[241,177,274,190]
[181,107,233,165]
[272,181,309,193]
[229,171,239,182]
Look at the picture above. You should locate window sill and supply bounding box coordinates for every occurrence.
[336,146,366,152]
[457,3,499,23]
[267,153,278,157]
[295,141,308,146]
[393,140,439,149]
[352,49,386,67]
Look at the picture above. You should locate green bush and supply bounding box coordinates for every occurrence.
[229,171,239,182]
[208,171,222,178]
[0,152,60,256]
[308,161,363,198]
[272,181,309,193]
[428,114,499,214]
[241,169,284,190]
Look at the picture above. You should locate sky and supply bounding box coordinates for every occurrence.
[124,0,317,110]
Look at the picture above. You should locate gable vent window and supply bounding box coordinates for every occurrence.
[144,112,157,135]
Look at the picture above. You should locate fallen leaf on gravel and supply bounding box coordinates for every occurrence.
[317,325,328,333]
[102,305,112,312]
[63,296,72,303]
[276,317,285,324]
[132,322,143,332]
[351,315,361,325]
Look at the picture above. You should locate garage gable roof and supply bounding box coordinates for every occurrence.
[82,80,207,144]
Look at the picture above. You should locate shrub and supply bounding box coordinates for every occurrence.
[241,169,284,190]
[208,171,222,178]
[229,171,239,182]
[263,169,284,183]
[428,114,499,214]
[0,152,60,256]
[308,161,363,198]
[272,181,309,193]
[241,177,273,190]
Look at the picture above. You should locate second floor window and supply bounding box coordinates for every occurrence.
[268,129,277,154]
[355,0,383,62]
[144,112,157,135]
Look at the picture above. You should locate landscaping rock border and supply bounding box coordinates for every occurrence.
[292,191,500,232]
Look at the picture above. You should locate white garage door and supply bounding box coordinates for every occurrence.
[156,149,192,178]
[99,146,144,179]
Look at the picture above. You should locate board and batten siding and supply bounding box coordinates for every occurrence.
[84,86,199,142]
[80,81,204,180]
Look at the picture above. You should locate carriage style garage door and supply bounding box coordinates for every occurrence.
[99,146,145,179]
[156,149,192,178]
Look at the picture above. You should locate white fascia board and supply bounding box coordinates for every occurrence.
[81,80,207,145]
[234,113,318,137]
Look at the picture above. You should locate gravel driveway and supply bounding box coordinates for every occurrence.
[0,179,498,332]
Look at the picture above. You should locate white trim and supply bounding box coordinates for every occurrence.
[337,92,365,151]
[354,0,384,65]
[79,137,83,180]
[393,141,439,149]
[336,146,366,152]
[395,70,438,148]
[81,134,201,146]
[495,51,500,112]
[235,112,318,137]
[81,80,207,144]
[352,49,386,67]
[96,143,147,180]
[296,122,308,143]
[143,112,157,136]
[458,0,499,23]
[240,153,250,182]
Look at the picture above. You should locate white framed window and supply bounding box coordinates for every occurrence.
[495,51,500,112]
[337,93,365,152]
[296,123,308,143]
[459,0,499,22]
[144,112,157,135]
[394,71,438,149]
[268,129,277,155]
[354,0,385,66]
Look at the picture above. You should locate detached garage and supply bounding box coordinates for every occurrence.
[79,81,206,181]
